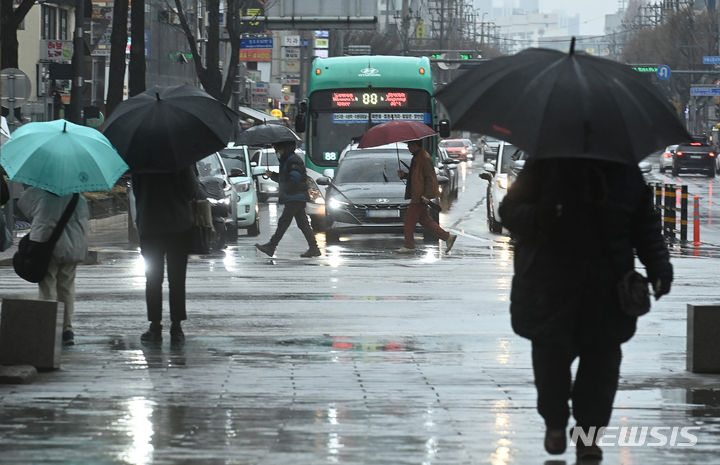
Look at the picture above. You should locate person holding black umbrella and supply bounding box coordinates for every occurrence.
[499,158,673,461]
[395,139,456,254]
[255,140,321,258]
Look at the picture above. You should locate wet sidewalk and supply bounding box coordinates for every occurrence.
[1,212,720,465]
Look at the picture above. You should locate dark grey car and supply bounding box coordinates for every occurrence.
[317,149,440,243]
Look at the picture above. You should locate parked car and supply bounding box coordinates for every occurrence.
[316,146,442,243]
[250,148,280,201]
[672,142,716,177]
[479,142,528,233]
[196,152,239,240]
[436,146,459,203]
[439,139,472,161]
[658,144,678,173]
[219,145,265,236]
[477,135,503,161]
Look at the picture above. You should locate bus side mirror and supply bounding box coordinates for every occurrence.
[438,119,451,138]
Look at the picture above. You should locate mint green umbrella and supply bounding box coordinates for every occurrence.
[0,119,128,195]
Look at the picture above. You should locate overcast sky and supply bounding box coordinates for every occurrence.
[538,0,621,35]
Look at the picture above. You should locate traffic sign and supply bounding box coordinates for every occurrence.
[240,37,273,49]
[690,86,720,97]
[657,65,671,80]
[703,56,720,65]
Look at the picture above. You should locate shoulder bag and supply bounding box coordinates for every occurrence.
[13,193,79,283]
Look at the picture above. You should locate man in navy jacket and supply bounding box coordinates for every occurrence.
[255,140,321,258]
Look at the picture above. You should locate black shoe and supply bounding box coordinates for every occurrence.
[544,428,566,454]
[141,322,163,342]
[255,242,276,257]
[62,330,75,346]
[300,246,321,258]
[576,443,603,462]
[170,322,185,344]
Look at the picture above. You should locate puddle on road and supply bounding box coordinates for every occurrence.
[278,335,416,352]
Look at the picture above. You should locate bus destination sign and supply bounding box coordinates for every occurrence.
[331,90,409,108]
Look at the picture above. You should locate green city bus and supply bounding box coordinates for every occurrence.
[296,55,447,177]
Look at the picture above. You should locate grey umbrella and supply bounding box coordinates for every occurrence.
[235,123,301,146]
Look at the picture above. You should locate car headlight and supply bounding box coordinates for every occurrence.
[235,181,252,192]
[496,173,509,190]
[208,197,230,205]
[328,197,348,210]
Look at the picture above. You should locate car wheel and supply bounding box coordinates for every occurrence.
[310,214,326,232]
[709,168,716,178]
[672,166,679,177]
[247,216,260,237]
[659,166,665,173]
[489,215,503,234]
[226,219,238,240]
[326,229,340,244]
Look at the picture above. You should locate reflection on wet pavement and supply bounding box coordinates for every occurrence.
[2,162,720,464]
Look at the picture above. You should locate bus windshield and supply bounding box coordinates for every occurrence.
[303,56,436,175]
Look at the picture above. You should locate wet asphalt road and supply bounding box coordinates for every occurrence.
[1,158,720,464]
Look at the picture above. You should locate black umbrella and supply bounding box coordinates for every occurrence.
[435,38,690,163]
[235,122,301,146]
[103,84,237,173]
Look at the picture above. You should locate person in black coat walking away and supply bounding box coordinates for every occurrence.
[132,167,202,344]
[255,140,320,258]
[498,157,672,462]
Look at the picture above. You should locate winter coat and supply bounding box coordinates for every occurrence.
[498,158,672,346]
[132,167,199,237]
[404,150,440,204]
[268,151,309,204]
[18,187,89,264]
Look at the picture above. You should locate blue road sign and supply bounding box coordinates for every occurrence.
[657,65,671,80]
[703,56,720,65]
[690,87,720,97]
[240,38,273,49]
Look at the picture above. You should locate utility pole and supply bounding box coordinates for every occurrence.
[69,0,85,124]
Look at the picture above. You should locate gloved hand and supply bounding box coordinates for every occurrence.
[652,276,672,300]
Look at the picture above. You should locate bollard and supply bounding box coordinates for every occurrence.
[680,185,688,242]
[693,195,701,245]
[663,183,676,241]
[654,182,663,208]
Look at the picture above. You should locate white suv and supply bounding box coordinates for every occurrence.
[219,145,265,236]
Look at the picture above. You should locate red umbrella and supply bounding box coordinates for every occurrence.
[357,120,437,149]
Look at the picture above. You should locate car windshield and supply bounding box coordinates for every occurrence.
[219,149,248,175]
[440,140,465,147]
[335,153,410,184]
[499,145,525,174]
[253,150,279,167]
[196,154,225,178]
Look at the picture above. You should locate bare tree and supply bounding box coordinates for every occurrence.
[173,0,244,102]
[622,7,716,125]
[106,0,129,117]
[0,0,35,70]
[129,0,146,96]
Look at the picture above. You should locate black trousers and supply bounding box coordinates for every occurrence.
[140,230,190,323]
[531,340,622,430]
[270,202,317,248]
